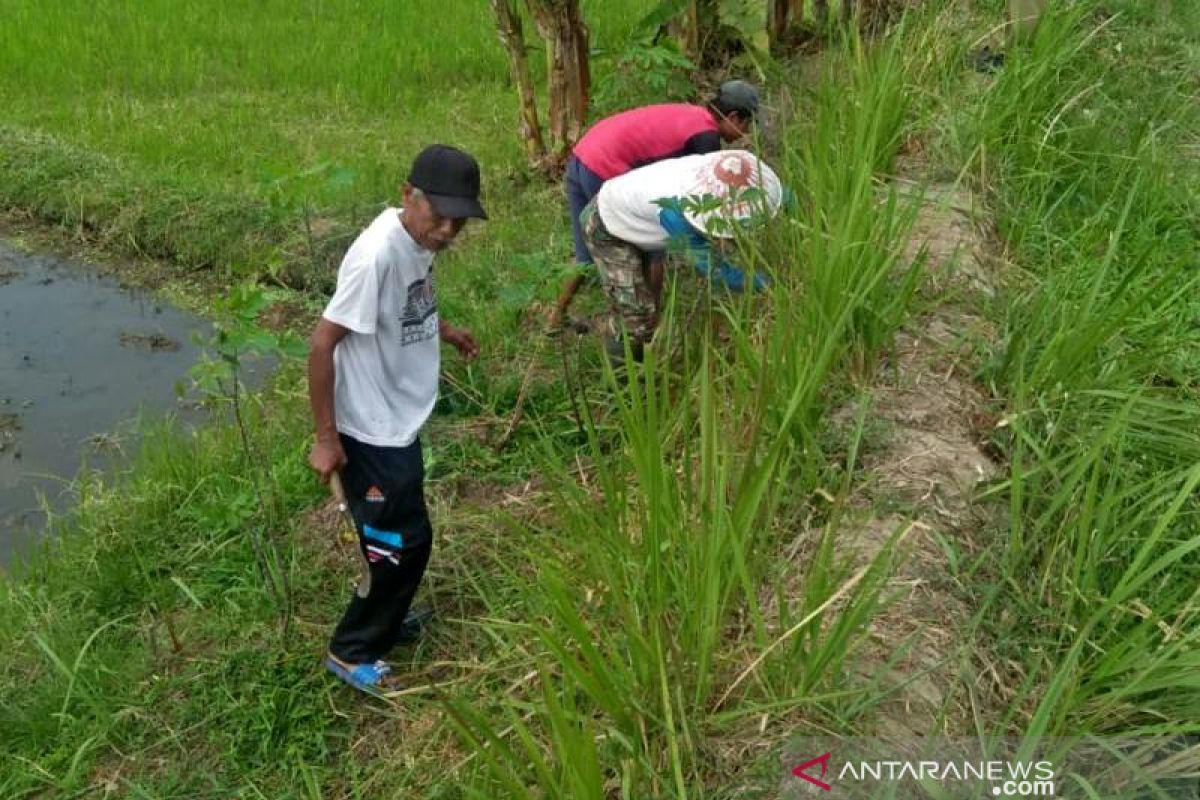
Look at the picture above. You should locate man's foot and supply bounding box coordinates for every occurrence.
[548,314,593,337]
[324,653,404,696]
[544,310,566,337]
[396,605,434,644]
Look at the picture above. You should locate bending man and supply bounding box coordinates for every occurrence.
[552,80,761,328]
[582,149,783,363]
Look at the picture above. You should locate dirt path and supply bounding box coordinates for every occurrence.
[840,175,1008,737]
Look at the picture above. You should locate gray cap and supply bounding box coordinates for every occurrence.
[716,79,759,119]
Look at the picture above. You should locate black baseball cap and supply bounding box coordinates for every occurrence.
[408,144,488,220]
[716,79,759,119]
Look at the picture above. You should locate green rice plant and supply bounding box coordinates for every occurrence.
[441,21,934,797]
[449,326,908,796]
[992,385,1200,718]
[991,390,1200,738]
[445,661,608,800]
[0,0,641,195]
[958,0,1200,742]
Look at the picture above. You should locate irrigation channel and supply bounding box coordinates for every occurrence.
[0,240,265,566]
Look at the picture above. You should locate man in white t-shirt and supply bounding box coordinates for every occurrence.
[307,144,485,695]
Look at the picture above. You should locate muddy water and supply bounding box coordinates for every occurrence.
[0,241,212,565]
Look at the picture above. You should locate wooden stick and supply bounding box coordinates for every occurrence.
[330,471,371,598]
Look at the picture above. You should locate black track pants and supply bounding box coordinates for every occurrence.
[328,434,433,664]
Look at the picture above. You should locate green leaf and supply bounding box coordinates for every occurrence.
[635,0,690,41]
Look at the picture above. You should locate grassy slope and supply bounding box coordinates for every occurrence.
[954,1,1200,743]
[1,0,1198,797]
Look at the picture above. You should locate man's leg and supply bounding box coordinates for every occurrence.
[550,157,606,332]
[328,435,433,666]
[582,201,657,360]
[565,155,603,266]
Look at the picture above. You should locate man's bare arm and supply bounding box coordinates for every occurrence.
[308,318,351,483]
[438,317,480,360]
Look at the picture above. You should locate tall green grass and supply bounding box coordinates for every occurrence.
[441,27,938,797]
[960,0,1200,742]
[4,0,1199,796]
[0,380,325,797]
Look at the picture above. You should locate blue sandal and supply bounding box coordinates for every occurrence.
[325,655,400,696]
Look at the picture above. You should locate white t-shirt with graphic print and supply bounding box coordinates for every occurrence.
[322,208,440,448]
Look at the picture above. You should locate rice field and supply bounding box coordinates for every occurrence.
[1,0,1198,797]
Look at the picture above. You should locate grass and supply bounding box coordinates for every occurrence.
[2,0,1200,797]
[0,0,644,200]
[0,0,645,288]
[949,0,1200,752]
[424,27,940,793]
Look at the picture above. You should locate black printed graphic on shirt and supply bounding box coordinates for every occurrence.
[400,274,438,345]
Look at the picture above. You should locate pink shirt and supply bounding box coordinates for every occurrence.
[572,104,720,180]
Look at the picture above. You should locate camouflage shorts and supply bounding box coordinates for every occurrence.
[581,199,658,344]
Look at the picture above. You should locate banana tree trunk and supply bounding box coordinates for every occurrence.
[814,0,829,29]
[671,0,727,68]
[491,0,547,169]
[683,0,701,63]
[770,0,790,47]
[529,0,590,169]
